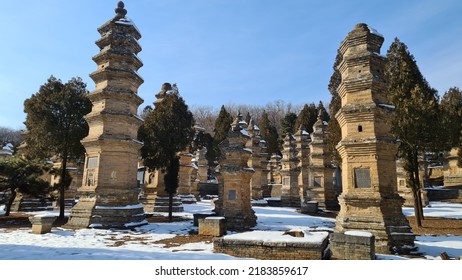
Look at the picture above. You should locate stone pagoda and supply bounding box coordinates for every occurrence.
[67,2,146,228]
[246,119,264,200]
[280,133,301,207]
[308,110,337,210]
[293,126,311,201]
[215,114,256,230]
[334,23,414,253]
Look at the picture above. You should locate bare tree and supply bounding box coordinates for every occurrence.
[190,105,217,134]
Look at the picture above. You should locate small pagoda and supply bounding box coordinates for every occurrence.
[215,114,256,230]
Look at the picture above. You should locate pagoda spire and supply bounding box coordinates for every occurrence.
[115,1,127,19]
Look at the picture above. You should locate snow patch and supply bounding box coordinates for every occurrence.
[223,230,329,243]
[95,204,144,210]
[367,25,384,37]
[345,230,373,237]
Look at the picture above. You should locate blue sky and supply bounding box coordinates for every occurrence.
[1,0,461,129]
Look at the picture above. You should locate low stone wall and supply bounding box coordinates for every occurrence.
[213,231,329,260]
[329,231,375,260]
[427,187,462,201]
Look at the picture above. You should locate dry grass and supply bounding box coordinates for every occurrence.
[406,216,462,235]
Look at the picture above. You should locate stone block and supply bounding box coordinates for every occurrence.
[193,213,216,226]
[300,201,318,214]
[199,217,226,237]
[29,215,57,234]
[329,231,375,260]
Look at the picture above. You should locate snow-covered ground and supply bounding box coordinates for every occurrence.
[0,201,461,260]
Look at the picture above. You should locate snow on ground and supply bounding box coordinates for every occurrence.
[0,200,461,259]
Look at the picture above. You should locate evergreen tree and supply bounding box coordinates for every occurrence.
[244,112,252,126]
[317,101,330,123]
[0,157,51,216]
[23,76,92,220]
[138,85,194,221]
[280,112,298,135]
[164,156,180,222]
[386,38,441,227]
[211,105,233,161]
[440,87,462,153]
[140,105,153,120]
[213,105,233,143]
[259,110,280,158]
[294,103,318,134]
[325,51,343,165]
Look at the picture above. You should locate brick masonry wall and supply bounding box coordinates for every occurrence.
[213,237,328,260]
[329,232,375,260]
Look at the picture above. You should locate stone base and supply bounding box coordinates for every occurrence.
[213,230,329,260]
[224,210,257,231]
[335,193,415,254]
[29,216,57,234]
[178,194,197,204]
[193,213,216,226]
[67,196,147,229]
[300,201,318,214]
[266,198,282,207]
[153,196,184,212]
[12,197,53,212]
[199,217,226,237]
[280,194,301,208]
[329,231,375,260]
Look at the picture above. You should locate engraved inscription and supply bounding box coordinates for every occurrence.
[314,176,322,187]
[354,168,371,188]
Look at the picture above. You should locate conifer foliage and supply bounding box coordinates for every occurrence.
[0,157,51,216]
[294,103,318,134]
[258,110,280,157]
[439,87,462,164]
[325,51,342,165]
[23,76,92,220]
[280,112,298,135]
[138,85,194,221]
[386,38,441,227]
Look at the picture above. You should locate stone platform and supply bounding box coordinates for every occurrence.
[213,230,329,260]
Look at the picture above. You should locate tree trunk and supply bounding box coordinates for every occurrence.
[59,154,68,220]
[412,153,423,227]
[168,191,173,222]
[417,188,425,220]
[5,188,17,217]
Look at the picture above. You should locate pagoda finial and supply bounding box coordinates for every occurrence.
[115,1,127,18]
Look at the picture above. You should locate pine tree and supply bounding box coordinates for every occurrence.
[280,112,298,135]
[294,103,318,134]
[23,76,92,220]
[138,86,194,221]
[213,105,233,144]
[259,110,280,158]
[0,157,51,216]
[325,51,342,165]
[386,38,441,227]
[212,105,233,161]
[440,87,462,152]
[317,101,330,123]
[244,112,252,126]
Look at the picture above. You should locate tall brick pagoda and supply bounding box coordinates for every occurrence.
[215,114,256,230]
[334,23,414,253]
[67,2,146,228]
